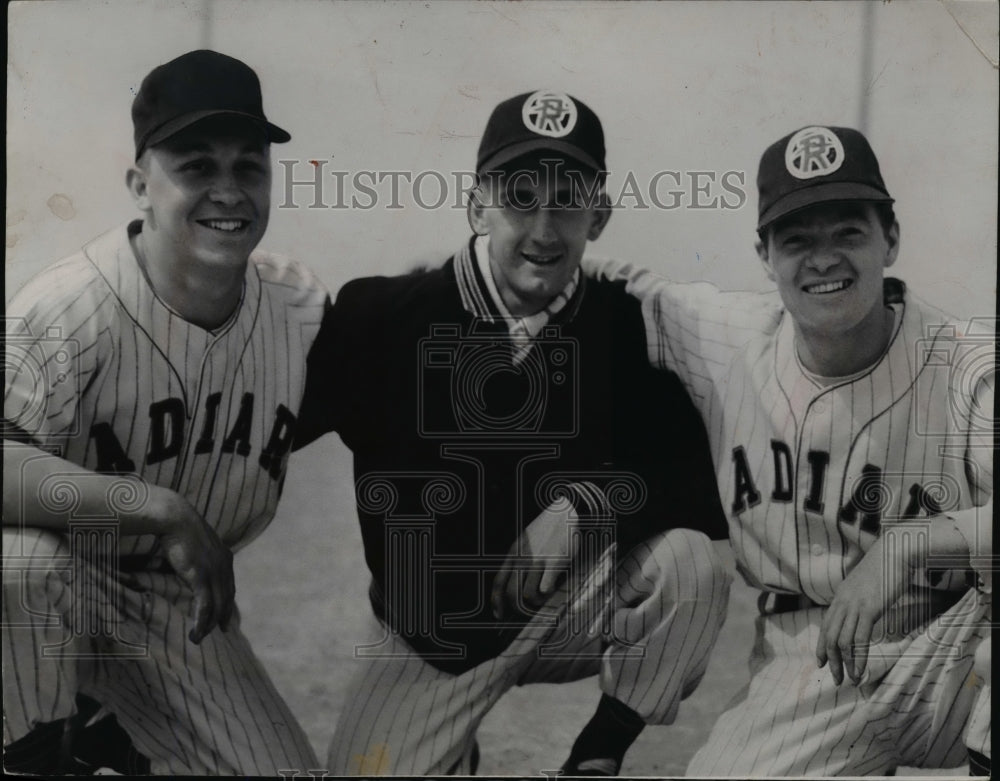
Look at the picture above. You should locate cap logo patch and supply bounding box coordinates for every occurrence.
[785,126,845,180]
[522,91,578,138]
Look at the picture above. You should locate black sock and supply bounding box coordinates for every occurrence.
[68,695,152,776]
[968,749,990,777]
[3,719,72,774]
[71,712,152,775]
[565,694,645,769]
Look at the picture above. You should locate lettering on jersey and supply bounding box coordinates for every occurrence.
[146,398,185,465]
[731,446,761,514]
[221,393,254,456]
[838,464,885,536]
[770,440,793,502]
[902,482,942,519]
[259,404,296,479]
[803,450,829,514]
[89,394,290,480]
[90,423,136,474]
[194,392,222,455]
[902,482,947,585]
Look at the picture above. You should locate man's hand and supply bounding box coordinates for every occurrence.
[816,534,911,685]
[153,490,235,644]
[492,496,581,619]
[2,443,235,644]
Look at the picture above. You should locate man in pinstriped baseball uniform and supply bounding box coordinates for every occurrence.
[294,91,731,776]
[587,125,992,775]
[3,50,326,774]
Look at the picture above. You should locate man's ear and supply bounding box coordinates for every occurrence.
[587,201,612,241]
[883,219,900,269]
[755,234,775,281]
[126,165,150,211]
[467,185,490,236]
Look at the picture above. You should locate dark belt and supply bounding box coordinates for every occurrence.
[758,591,822,615]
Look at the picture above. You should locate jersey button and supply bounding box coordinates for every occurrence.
[811,543,824,556]
[813,399,828,414]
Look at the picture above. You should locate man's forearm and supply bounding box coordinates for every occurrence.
[3,440,185,536]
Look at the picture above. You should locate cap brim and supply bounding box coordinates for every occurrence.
[138,110,291,158]
[758,181,893,230]
[478,139,603,174]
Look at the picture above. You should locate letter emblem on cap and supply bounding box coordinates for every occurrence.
[522,90,578,138]
[785,126,845,179]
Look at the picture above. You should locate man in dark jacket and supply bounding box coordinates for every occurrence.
[298,91,730,776]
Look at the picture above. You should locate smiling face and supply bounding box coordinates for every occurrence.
[758,202,899,346]
[128,117,271,273]
[469,157,611,316]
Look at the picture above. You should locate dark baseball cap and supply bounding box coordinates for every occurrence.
[476,90,606,174]
[132,50,291,160]
[757,125,893,230]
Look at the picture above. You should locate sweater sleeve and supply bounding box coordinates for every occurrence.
[294,278,374,450]
[593,281,729,556]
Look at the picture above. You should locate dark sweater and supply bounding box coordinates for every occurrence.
[297,252,725,674]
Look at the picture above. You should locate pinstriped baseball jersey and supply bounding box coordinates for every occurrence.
[583,259,994,602]
[4,219,328,554]
[3,219,327,773]
[585,257,992,774]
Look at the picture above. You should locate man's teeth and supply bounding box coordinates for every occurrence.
[203,219,245,232]
[524,253,560,264]
[805,280,850,294]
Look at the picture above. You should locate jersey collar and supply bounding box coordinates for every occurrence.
[82,220,263,350]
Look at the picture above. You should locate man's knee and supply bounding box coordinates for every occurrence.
[650,528,732,599]
[973,636,990,685]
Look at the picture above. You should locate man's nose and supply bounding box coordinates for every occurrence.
[529,206,559,245]
[209,172,244,206]
[804,244,843,273]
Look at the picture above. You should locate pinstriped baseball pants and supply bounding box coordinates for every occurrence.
[2,527,319,775]
[326,527,730,776]
[964,636,991,761]
[687,588,990,776]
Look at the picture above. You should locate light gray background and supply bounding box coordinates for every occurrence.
[6,1,997,776]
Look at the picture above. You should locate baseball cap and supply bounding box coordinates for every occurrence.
[476,90,606,174]
[757,125,893,230]
[132,50,291,160]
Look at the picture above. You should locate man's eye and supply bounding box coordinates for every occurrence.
[180,160,209,173]
[505,191,539,210]
[237,160,266,174]
[552,194,583,210]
